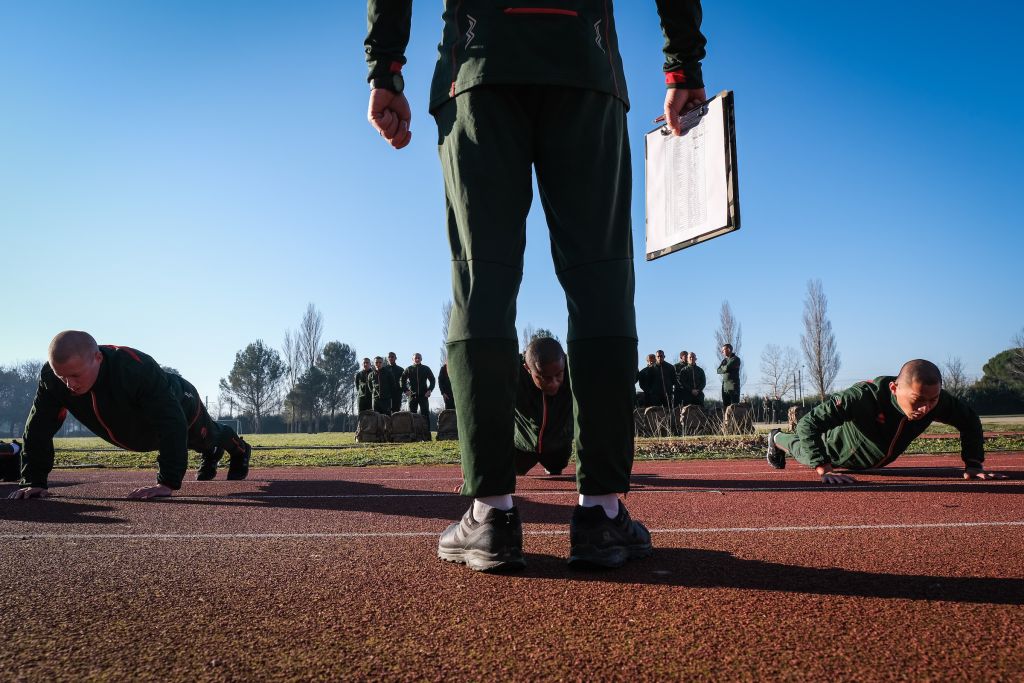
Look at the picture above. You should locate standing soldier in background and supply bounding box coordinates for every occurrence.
[717,344,741,406]
[673,350,689,408]
[641,350,676,408]
[369,356,395,415]
[679,351,707,406]
[366,0,707,571]
[402,353,435,421]
[355,357,373,413]
[386,351,405,413]
[438,362,455,410]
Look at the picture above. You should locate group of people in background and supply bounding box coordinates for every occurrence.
[636,344,741,410]
[354,352,454,418]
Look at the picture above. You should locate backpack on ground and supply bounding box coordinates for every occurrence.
[723,403,754,435]
[644,406,671,437]
[411,413,431,441]
[355,411,391,443]
[389,411,416,443]
[678,405,707,436]
[436,409,458,441]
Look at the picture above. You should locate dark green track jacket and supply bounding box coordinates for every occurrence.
[514,363,573,454]
[795,376,985,470]
[401,364,436,397]
[717,355,740,392]
[22,345,196,490]
[355,369,372,401]
[638,362,676,404]
[677,363,706,394]
[365,0,707,114]
[385,362,404,396]
[369,368,396,401]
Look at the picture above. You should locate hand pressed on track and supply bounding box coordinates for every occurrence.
[963,468,1007,480]
[127,484,173,500]
[8,487,50,499]
[816,465,856,485]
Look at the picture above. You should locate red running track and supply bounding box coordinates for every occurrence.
[1,452,1022,681]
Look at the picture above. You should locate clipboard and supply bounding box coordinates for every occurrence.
[644,90,740,261]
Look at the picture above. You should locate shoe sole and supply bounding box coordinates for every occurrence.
[196,472,217,481]
[438,548,526,573]
[766,431,786,469]
[226,471,249,481]
[568,543,653,570]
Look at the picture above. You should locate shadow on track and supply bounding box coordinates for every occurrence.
[516,548,1024,605]
[0,495,126,525]
[627,472,1024,495]
[162,479,578,523]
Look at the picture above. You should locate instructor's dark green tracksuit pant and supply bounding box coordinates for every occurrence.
[435,86,638,498]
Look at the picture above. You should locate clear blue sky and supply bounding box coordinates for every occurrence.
[2,1,1022,408]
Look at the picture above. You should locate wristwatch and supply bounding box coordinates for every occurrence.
[370,72,405,94]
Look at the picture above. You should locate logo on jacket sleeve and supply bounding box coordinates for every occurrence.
[593,20,605,53]
[465,15,477,47]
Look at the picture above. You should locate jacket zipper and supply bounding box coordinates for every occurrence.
[504,8,579,16]
[537,393,548,453]
[90,391,130,450]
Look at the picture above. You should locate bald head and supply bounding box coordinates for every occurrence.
[897,359,942,387]
[48,330,99,365]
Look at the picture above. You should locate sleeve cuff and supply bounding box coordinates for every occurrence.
[664,64,704,90]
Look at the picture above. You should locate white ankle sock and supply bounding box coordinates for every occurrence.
[473,495,513,522]
[579,493,619,519]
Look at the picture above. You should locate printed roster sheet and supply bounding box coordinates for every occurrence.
[644,90,739,261]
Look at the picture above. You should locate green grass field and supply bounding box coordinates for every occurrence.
[45,421,1024,471]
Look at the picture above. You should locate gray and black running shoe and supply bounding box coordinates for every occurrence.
[766,428,786,469]
[438,505,526,573]
[568,501,652,570]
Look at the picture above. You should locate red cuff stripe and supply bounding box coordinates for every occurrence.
[504,8,578,16]
[665,71,687,85]
[389,61,403,74]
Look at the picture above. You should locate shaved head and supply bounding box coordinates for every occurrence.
[48,330,99,365]
[525,337,565,371]
[897,359,942,387]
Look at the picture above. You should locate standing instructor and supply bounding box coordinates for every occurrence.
[365,1,708,571]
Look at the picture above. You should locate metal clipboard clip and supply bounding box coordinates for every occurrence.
[652,100,710,136]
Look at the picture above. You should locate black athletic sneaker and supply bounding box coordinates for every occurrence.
[437,505,526,572]
[226,440,251,480]
[543,468,563,476]
[568,501,652,570]
[196,446,223,481]
[766,428,786,469]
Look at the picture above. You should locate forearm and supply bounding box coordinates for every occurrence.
[655,0,706,88]
[365,0,412,80]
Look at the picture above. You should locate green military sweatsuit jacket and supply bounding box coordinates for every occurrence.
[369,368,396,401]
[638,362,676,405]
[794,376,985,470]
[677,362,707,395]
[366,0,707,114]
[355,369,372,401]
[22,345,194,490]
[385,362,404,396]
[401,364,436,397]
[514,363,573,455]
[717,355,740,391]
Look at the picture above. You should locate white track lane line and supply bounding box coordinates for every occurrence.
[25,478,1022,502]
[2,520,1023,541]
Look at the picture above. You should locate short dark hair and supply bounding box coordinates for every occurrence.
[722,343,733,352]
[897,359,942,386]
[374,356,383,363]
[49,330,99,365]
[525,337,565,371]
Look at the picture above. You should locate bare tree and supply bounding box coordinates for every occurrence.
[440,299,452,363]
[942,357,971,399]
[1011,328,1024,384]
[520,324,536,353]
[760,344,799,399]
[801,279,841,400]
[297,303,325,374]
[713,300,742,354]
